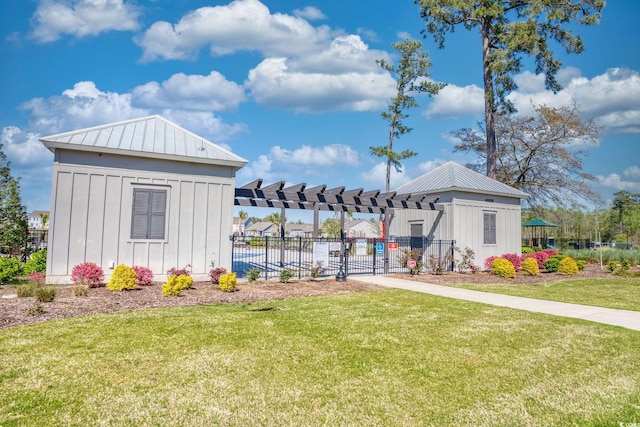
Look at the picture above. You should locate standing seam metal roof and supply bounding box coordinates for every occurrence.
[394,161,527,199]
[39,115,248,168]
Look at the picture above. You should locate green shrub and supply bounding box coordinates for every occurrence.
[219,272,237,292]
[73,285,89,297]
[28,303,45,316]
[558,257,579,275]
[607,260,618,272]
[576,259,587,271]
[34,286,56,303]
[162,274,193,297]
[521,246,535,254]
[491,258,516,279]
[279,269,294,283]
[106,265,138,291]
[246,268,261,283]
[521,257,540,276]
[23,248,47,274]
[543,255,565,272]
[0,257,23,284]
[16,283,36,298]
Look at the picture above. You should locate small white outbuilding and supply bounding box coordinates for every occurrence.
[40,115,247,284]
[389,161,527,268]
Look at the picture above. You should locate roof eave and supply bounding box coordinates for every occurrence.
[41,141,248,170]
[420,186,528,199]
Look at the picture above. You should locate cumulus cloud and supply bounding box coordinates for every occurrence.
[135,0,332,62]
[597,166,640,192]
[1,126,52,167]
[237,144,359,184]
[423,83,485,119]
[359,162,411,190]
[293,6,326,21]
[16,79,247,143]
[132,71,246,112]
[246,56,393,112]
[30,0,140,43]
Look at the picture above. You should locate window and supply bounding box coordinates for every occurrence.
[131,188,167,239]
[483,212,496,245]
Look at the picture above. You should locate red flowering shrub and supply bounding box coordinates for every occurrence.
[132,265,154,286]
[71,262,104,287]
[521,251,551,269]
[484,256,498,271]
[167,264,191,277]
[541,249,557,257]
[209,267,227,284]
[501,253,522,270]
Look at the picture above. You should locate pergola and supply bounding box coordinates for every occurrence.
[234,179,443,278]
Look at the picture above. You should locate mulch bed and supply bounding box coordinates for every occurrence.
[0,279,380,329]
[0,264,626,329]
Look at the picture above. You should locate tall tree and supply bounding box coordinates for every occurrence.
[606,190,640,245]
[452,103,601,208]
[0,141,28,255]
[415,0,604,179]
[371,39,445,192]
[238,210,248,234]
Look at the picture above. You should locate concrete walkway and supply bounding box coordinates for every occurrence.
[352,275,640,332]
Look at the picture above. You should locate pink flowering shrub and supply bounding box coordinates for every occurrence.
[484,256,498,271]
[522,251,551,269]
[28,272,46,286]
[132,265,154,286]
[209,267,227,284]
[71,262,104,288]
[541,249,557,257]
[501,253,521,270]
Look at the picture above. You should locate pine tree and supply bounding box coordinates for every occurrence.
[0,141,28,255]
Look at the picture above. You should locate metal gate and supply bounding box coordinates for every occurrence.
[231,235,455,279]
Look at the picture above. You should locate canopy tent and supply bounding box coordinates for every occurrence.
[522,218,558,248]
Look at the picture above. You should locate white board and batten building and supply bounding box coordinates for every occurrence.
[389,162,527,268]
[40,115,247,284]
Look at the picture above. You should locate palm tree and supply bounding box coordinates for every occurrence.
[238,210,248,235]
[39,213,49,231]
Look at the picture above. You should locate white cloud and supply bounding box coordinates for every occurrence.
[597,165,640,192]
[293,6,326,21]
[237,144,359,184]
[17,80,247,143]
[246,57,393,112]
[132,71,246,112]
[417,159,447,174]
[21,81,149,135]
[1,126,53,167]
[136,0,332,62]
[359,162,411,190]
[30,0,140,43]
[423,84,485,119]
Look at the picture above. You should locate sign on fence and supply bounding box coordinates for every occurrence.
[388,242,399,251]
[355,239,367,256]
[376,242,384,255]
[313,241,329,267]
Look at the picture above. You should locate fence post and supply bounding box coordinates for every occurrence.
[298,236,302,279]
[449,240,456,272]
[265,236,269,280]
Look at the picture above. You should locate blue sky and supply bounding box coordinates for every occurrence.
[1,0,639,222]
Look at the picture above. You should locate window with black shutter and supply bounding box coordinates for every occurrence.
[131,189,166,239]
[483,212,496,245]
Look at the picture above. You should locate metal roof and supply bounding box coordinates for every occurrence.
[39,115,248,169]
[394,161,527,199]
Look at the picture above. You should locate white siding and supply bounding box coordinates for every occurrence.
[46,150,236,284]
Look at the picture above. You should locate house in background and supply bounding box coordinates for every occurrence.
[40,115,247,284]
[348,219,380,238]
[245,221,278,237]
[286,223,315,238]
[233,216,254,235]
[28,210,49,230]
[389,161,527,268]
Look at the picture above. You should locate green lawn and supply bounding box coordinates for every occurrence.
[1,289,639,426]
[450,277,640,312]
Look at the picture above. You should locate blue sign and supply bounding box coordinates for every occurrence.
[376,242,384,255]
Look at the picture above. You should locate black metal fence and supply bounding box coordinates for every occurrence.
[231,235,455,279]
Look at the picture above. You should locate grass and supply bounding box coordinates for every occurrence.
[1,289,640,426]
[451,277,640,312]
